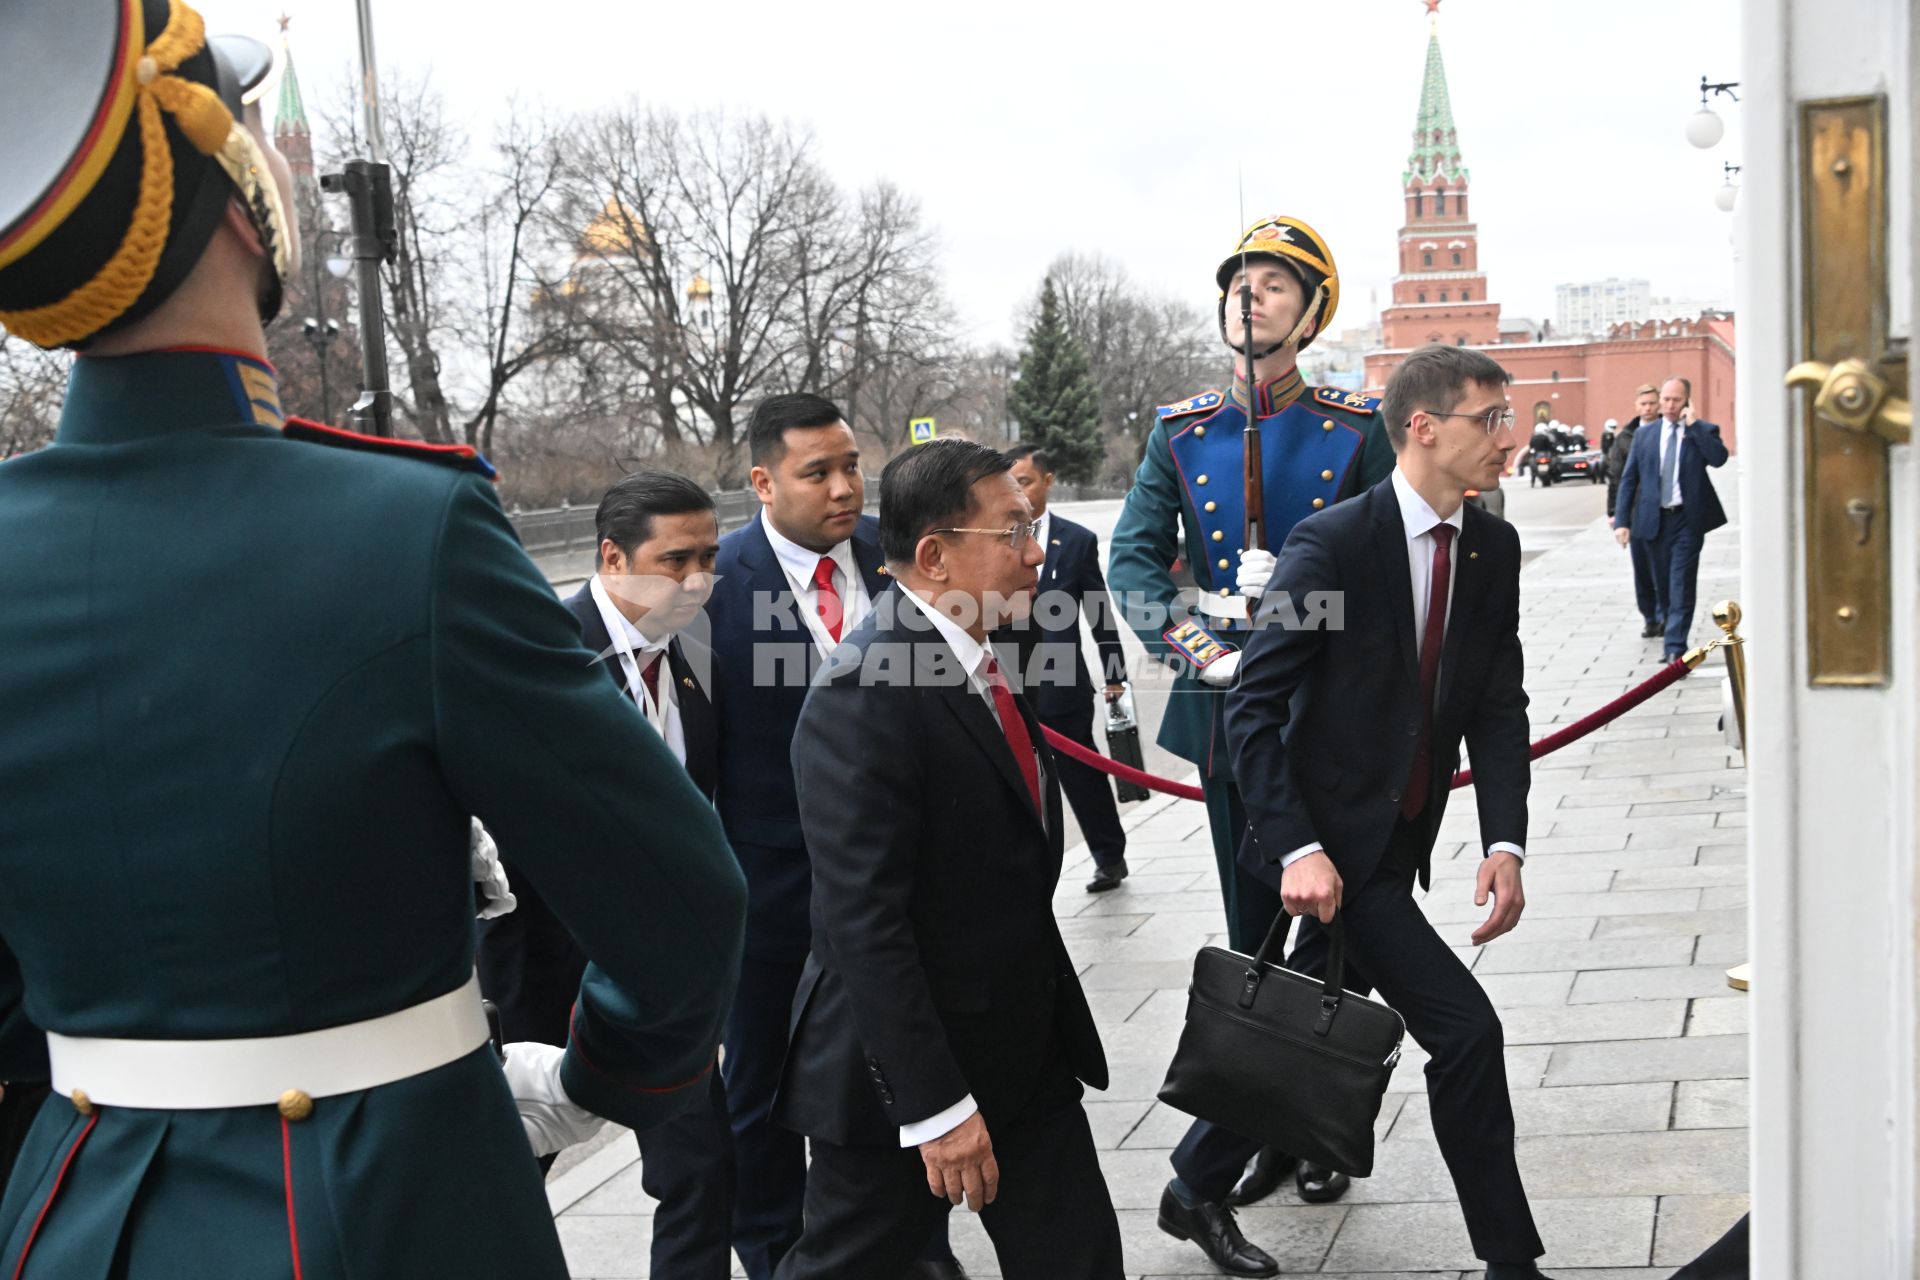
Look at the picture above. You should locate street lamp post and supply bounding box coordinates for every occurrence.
[1686,74,1741,149]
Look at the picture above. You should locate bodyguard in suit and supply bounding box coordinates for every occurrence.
[998,444,1131,891]
[478,470,734,1279]
[774,440,1124,1280]
[1606,385,1664,639]
[706,394,964,1278]
[0,8,744,1276]
[1612,376,1730,662]
[1207,345,1555,1280]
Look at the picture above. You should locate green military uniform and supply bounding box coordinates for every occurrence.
[0,5,745,1277]
[1110,217,1394,950]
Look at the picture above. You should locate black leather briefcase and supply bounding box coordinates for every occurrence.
[1157,909,1405,1177]
[1103,695,1150,803]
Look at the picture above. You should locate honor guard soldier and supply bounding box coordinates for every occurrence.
[1109,215,1393,1273]
[0,4,745,1278]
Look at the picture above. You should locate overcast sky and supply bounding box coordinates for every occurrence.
[203,0,1744,348]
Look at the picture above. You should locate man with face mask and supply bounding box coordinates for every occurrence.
[1109,216,1394,1275]
[0,5,745,1276]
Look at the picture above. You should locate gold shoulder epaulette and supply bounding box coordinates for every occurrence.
[1313,386,1379,415]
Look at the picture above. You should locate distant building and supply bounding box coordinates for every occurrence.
[1364,11,1737,448]
[1556,278,1651,337]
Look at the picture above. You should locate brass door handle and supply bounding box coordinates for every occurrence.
[1786,357,1912,445]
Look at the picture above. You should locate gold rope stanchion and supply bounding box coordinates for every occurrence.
[1706,599,1752,993]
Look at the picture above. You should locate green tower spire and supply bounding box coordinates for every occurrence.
[275,28,308,140]
[1402,18,1467,186]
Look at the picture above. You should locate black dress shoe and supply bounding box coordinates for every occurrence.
[1157,1184,1279,1277]
[1086,859,1128,892]
[1641,619,1663,638]
[1226,1146,1291,1206]
[1294,1159,1351,1204]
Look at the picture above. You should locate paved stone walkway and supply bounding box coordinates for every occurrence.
[549,488,1749,1279]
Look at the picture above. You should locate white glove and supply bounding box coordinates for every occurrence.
[502,1041,608,1157]
[471,820,517,920]
[1197,650,1242,688]
[1235,549,1279,600]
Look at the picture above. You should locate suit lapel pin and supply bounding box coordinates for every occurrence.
[1051,539,1061,546]
[875,564,889,576]
[682,675,695,688]
[1469,551,1479,560]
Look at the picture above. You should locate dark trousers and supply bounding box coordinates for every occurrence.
[0,1083,49,1204]
[724,952,810,1280]
[773,1067,1124,1280]
[1173,821,1543,1265]
[1671,1213,1748,1279]
[1629,534,1659,627]
[1202,775,1282,954]
[1039,705,1127,868]
[639,1070,737,1280]
[1647,508,1706,657]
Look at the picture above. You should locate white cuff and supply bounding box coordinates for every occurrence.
[1279,843,1324,870]
[1486,842,1525,863]
[900,1094,977,1148]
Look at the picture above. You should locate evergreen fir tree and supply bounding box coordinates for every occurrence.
[1011,276,1104,482]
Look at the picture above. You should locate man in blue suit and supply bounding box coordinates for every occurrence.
[1612,377,1730,661]
[998,444,1131,891]
[706,395,961,1279]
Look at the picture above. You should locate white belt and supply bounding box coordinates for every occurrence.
[47,972,490,1110]
[1198,593,1250,622]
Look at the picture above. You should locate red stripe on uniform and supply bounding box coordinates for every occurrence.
[9,1111,99,1280]
[281,1115,304,1280]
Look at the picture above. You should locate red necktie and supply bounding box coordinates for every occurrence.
[812,556,844,642]
[636,652,662,705]
[1400,524,1455,820]
[983,656,1042,815]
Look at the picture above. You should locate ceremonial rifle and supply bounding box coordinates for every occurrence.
[318,0,397,437]
[1239,236,1265,557]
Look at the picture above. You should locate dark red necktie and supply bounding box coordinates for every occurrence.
[1401,524,1455,820]
[812,556,844,642]
[636,653,662,705]
[983,656,1042,814]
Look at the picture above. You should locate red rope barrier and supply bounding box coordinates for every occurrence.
[1037,654,1700,802]
[1450,655,1692,789]
[1039,726,1206,801]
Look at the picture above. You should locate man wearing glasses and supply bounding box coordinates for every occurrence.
[1109,216,1394,1275]
[1222,344,1553,1279]
[774,440,1123,1278]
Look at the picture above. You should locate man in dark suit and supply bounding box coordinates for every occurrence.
[705,394,961,1278]
[1612,376,1730,662]
[1606,385,1665,639]
[998,444,1131,891]
[1159,345,1554,1278]
[774,439,1124,1279]
[478,470,733,1279]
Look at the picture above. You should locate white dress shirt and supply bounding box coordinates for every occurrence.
[1279,469,1523,869]
[889,588,1046,1148]
[1658,419,1686,508]
[589,574,685,765]
[760,516,874,657]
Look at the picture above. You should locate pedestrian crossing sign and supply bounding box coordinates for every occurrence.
[909,417,938,445]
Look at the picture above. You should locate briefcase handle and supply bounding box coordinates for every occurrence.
[1235,908,1347,1038]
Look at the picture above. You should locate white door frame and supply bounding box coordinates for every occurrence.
[1741,4,1916,1275]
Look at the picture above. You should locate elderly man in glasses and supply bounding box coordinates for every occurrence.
[773,440,1124,1280]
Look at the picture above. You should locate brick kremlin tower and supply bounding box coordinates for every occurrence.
[264,13,355,424]
[1378,1,1501,350]
[271,15,322,227]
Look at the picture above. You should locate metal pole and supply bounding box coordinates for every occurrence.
[354,0,387,164]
